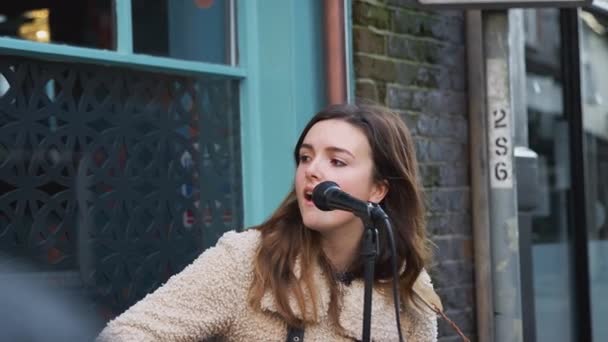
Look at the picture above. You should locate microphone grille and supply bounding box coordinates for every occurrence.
[312,181,339,211]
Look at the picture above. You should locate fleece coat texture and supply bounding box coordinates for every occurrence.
[97,229,439,341]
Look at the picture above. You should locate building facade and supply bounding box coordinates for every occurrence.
[1,1,607,341]
[352,2,474,340]
[0,0,327,338]
[355,1,607,341]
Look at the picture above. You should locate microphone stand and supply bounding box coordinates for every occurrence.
[311,182,401,341]
[359,203,387,342]
[361,222,379,342]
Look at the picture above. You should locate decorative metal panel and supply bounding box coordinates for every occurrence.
[0,55,242,319]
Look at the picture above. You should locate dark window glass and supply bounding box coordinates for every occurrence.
[132,0,236,65]
[0,55,242,337]
[580,9,608,342]
[0,0,115,49]
[524,8,575,342]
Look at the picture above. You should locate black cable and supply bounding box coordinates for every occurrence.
[382,216,404,342]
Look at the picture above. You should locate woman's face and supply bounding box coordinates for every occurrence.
[295,119,387,234]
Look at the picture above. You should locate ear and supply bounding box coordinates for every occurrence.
[369,179,389,203]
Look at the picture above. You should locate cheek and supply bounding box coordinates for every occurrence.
[294,165,303,181]
[294,166,306,191]
[337,174,375,200]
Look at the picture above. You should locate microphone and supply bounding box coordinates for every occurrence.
[312,181,387,220]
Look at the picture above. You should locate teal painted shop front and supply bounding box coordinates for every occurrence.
[0,0,326,330]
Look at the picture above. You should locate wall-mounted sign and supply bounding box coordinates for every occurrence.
[416,0,593,9]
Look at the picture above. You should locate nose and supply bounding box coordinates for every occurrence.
[304,158,321,181]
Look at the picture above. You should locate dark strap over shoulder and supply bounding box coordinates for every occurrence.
[286,326,304,342]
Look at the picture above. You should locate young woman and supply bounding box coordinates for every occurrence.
[97,103,441,341]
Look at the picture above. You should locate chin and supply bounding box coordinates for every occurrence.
[303,222,335,234]
[299,210,330,232]
[300,210,354,233]
[300,214,323,232]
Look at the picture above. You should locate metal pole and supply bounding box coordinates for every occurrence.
[466,10,494,342]
[509,9,538,342]
[482,10,524,342]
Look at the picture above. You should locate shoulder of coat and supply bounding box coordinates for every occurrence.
[206,228,262,263]
[411,269,443,314]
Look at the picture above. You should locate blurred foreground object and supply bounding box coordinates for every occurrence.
[0,256,102,342]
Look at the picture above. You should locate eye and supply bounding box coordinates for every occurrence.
[299,154,311,163]
[331,159,346,167]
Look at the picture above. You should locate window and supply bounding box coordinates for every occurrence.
[0,1,114,49]
[0,0,237,65]
[580,9,608,341]
[132,0,237,65]
[0,0,325,334]
[0,0,243,329]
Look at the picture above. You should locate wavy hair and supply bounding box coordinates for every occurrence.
[248,102,431,328]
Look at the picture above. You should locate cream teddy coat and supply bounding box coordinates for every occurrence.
[97,229,439,341]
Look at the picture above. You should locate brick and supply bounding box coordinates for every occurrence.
[396,111,418,134]
[436,115,468,140]
[353,2,391,30]
[395,63,441,89]
[430,261,474,289]
[393,10,436,37]
[414,138,430,162]
[394,63,419,87]
[428,141,466,163]
[353,27,386,55]
[430,17,465,44]
[438,44,466,68]
[417,113,468,139]
[388,35,442,64]
[391,14,465,45]
[413,90,444,113]
[387,0,427,9]
[426,189,449,212]
[449,189,469,212]
[438,163,468,187]
[413,66,436,88]
[377,82,388,104]
[434,237,473,261]
[438,67,466,91]
[409,90,466,116]
[355,80,378,102]
[426,189,469,212]
[441,92,467,116]
[387,86,466,115]
[387,85,414,111]
[387,87,446,113]
[416,113,436,136]
[427,213,471,237]
[354,55,396,82]
[437,309,475,337]
[420,164,440,187]
[438,10,466,19]
[436,287,475,314]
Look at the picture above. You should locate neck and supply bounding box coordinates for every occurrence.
[320,223,364,272]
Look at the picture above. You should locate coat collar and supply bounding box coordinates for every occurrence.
[259,258,331,322]
[258,258,439,341]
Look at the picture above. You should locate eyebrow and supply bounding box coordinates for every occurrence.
[299,143,355,158]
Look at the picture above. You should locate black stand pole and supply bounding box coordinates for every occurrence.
[361,226,379,342]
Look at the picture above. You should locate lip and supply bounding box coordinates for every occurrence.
[302,185,316,207]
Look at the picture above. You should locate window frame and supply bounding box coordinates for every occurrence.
[0,0,244,78]
[0,0,327,227]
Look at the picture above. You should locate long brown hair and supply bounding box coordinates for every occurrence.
[248,102,432,328]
